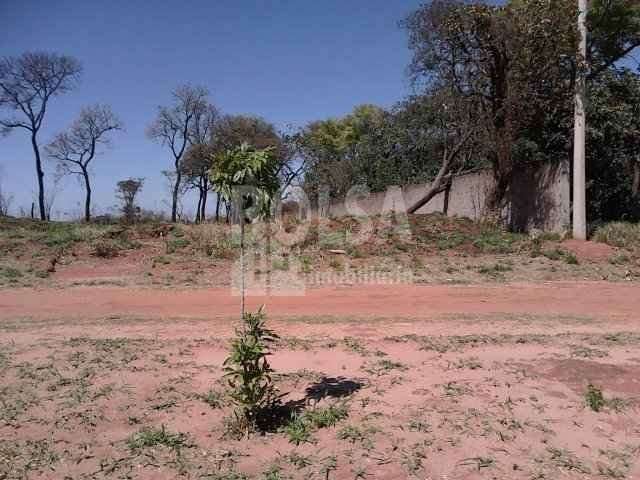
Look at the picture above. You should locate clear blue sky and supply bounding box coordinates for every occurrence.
[0,0,423,219]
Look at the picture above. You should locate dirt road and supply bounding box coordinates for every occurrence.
[2,281,639,321]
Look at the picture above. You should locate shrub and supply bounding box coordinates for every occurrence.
[564,252,579,265]
[191,227,236,258]
[166,237,190,254]
[542,247,579,265]
[224,307,279,433]
[93,240,120,258]
[1,266,22,279]
[594,222,640,248]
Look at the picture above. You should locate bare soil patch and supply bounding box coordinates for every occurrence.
[2,285,640,479]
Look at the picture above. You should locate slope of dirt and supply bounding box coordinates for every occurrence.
[2,215,639,290]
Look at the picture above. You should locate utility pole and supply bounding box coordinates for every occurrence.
[573,0,588,240]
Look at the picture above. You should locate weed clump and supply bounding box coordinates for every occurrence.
[282,403,349,445]
[93,240,121,258]
[127,425,189,451]
[585,383,606,412]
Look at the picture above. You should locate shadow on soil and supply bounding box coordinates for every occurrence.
[257,376,364,432]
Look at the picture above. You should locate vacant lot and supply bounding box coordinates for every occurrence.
[2,302,640,479]
[1,216,639,479]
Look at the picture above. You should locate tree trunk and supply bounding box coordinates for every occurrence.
[31,132,46,221]
[172,166,181,223]
[407,130,472,215]
[630,160,640,199]
[82,168,92,222]
[443,176,453,215]
[215,195,221,222]
[201,188,208,222]
[195,192,202,224]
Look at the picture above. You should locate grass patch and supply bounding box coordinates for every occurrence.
[127,425,189,451]
[594,222,640,248]
[477,262,512,276]
[282,403,349,445]
[198,389,224,409]
[543,247,579,264]
[472,230,520,254]
[0,266,23,280]
[362,359,407,375]
[608,253,631,265]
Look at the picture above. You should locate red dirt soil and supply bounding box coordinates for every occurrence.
[562,239,617,262]
[3,282,640,479]
[2,281,639,321]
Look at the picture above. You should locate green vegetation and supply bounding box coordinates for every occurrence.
[127,425,189,450]
[543,248,579,265]
[198,389,224,409]
[283,404,349,445]
[585,384,606,412]
[223,308,279,433]
[594,222,640,248]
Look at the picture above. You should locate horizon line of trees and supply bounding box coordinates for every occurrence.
[2,0,640,229]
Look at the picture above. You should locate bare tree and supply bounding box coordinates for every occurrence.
[46,105,122,222]
[182,144,214,223]
[116,178,144,223]
[182,104,218,222]
[0,166,13,216]
[0,52,82,220]
[147,85,209,222]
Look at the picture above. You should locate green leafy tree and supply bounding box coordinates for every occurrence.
[402,0,640,214]
[587,68,640,222]
[210,142,280,221]
[116,178,144,224]
[297,104,387,201]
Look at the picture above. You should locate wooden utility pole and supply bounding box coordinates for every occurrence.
[573,0,588,240]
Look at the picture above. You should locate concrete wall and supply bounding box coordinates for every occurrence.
[319,162,570,232]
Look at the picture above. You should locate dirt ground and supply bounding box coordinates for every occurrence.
[2,217,640,479]
[2,282,640,480]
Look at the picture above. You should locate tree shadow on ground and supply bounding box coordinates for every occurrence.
[304,376,365,403]
[257,376,364,433]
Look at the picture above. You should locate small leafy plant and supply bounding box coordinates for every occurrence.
[224,307,279,434]
[585,383,606,412]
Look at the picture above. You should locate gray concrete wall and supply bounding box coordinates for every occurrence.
[319,163,570,232]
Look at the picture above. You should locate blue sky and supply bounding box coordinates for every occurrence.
[1,0,423,219]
